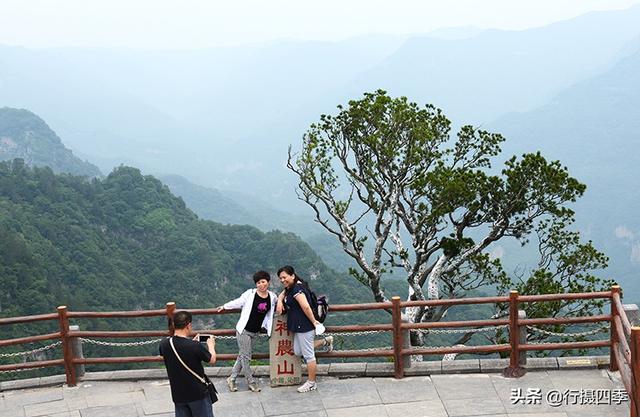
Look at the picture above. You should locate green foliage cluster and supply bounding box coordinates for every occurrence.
[0,160,376,315]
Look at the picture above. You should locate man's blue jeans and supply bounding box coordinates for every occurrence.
[174,396,214,417]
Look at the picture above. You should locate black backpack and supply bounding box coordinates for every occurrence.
[309,291,329,323]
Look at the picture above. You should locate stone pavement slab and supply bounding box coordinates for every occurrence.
[278,411,327,417]
[432,373,497,399]
[79,404,139,417]
[2,388,64,410]
[373,376,437,403]
[319,377,382,410]
[441,395,506,417]
[24,399,68,417]
[384,400,448,417]
[490,371,563,415]
[325,404,388,417]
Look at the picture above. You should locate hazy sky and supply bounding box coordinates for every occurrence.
[1,0,640,49]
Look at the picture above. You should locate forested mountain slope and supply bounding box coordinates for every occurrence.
[0,161,368,318]
[160,174,354,272]
[0,108,101,178]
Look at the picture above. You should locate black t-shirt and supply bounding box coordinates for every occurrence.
[244,292,271,333]
[159,336,212,403]
[284,283,314,333]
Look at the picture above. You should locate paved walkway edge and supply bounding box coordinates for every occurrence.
[0,355,610,392]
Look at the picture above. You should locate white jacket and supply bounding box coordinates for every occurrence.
[223,289,277,337]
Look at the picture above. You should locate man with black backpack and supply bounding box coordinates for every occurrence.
[159,310,217,417]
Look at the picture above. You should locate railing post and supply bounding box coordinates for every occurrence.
[518,310,527,366]
[68,324,85,378]
[401,319,411,370]
[503,290,525,377]
[166,302,176,336]
[391,296,404,379]
[57,306,76,386]
[630,327,640,417]
[611,285,621,372]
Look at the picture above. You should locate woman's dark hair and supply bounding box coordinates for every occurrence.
[253,270,270,283]
[277,265,309,294]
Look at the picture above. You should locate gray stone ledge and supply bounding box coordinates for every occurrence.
[441,359,480,374]
[404,360,442,376]
[0,377,41,391]
[524,357,559,370]
[365,362,395,377]
[299,363,330,376]
[558,355,608,370]
[212,366,233,377]
[327,362,367,377]
[0,356,612,392]
[479,358,509,373]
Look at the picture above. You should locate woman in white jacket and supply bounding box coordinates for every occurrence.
[217,270,277,392]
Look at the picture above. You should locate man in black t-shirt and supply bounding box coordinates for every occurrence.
[159,311,217,417]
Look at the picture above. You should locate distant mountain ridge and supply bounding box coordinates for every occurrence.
[490,44,640,299]
[160,174,354,272]
[0,107,101,177]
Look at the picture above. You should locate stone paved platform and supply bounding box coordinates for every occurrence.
[0,364,630,417]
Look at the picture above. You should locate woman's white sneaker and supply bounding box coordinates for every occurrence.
[297,380,317,393]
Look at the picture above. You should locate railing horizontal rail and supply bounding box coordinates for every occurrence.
[0,359,64,371]
[190,304,396,314]
[614,341,632,394]
[520,340,610,351]
[326,324,392,332]
[0,313,58,325]
[403,344,511,356]
[70,331,170,338]
[328,302,393,312]
[518,291,612,302]
[74,353,270,364]
[75,356,163,365]
[0,332,62,348]
[191,329,236,337]
[316,349,394,358]
[185,308,237,315]
[68,309,167,318]
[613,293,632,336]
[401,296,509,308]
[520,315,611,326]
[614,316,632,364]
[402,318,509,330]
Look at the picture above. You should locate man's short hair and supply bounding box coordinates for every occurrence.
[173,311,192,330]
[253,270,271,283]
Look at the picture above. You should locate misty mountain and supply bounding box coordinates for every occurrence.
[0,107,101,177]
[1,6,639,201]
[342,6,640,125]
[160,174,354,271]
[490,43,640,299]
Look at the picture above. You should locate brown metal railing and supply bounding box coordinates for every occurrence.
[1,286,637,414]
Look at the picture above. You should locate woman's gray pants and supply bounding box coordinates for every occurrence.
[230,329,258,383]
